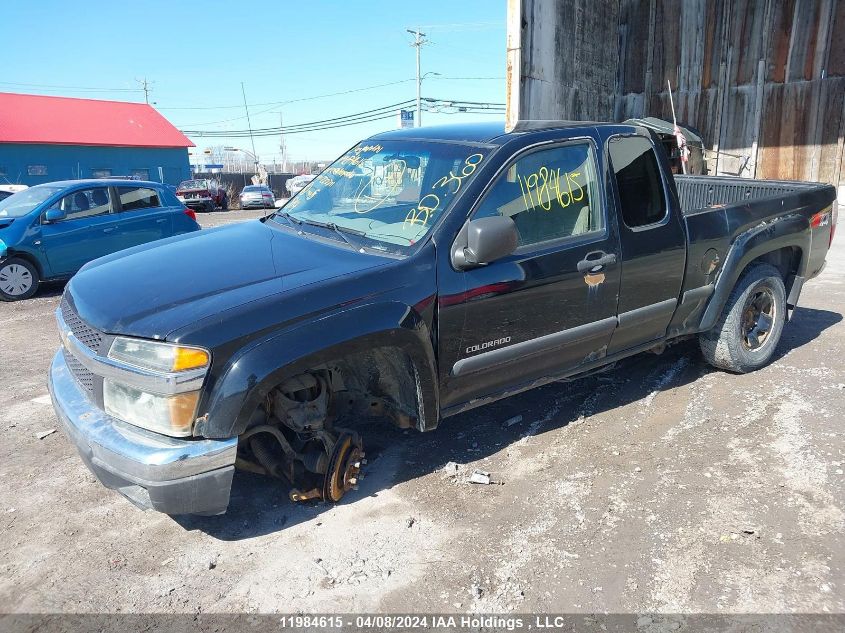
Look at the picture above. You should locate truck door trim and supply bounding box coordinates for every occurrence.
[452,316,617,376]
[616,298,677,328]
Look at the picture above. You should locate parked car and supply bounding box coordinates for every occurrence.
[48,121,836,515]
[287,174,316,197]
[239,185,275,209]
[176,179,228,212]
[0,184,28,202]
[0,179,200,301]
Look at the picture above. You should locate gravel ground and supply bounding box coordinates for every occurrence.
[0,211,842,616]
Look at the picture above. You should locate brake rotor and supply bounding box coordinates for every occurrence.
[322,432,364,502]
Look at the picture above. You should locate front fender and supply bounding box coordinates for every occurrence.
[699,213,810,332]
[196,301,439,438]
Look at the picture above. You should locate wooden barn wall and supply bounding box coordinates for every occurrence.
[613,0,845,190]
[514,0,622,123]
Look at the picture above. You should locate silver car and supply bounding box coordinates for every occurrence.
[239,185,275,209]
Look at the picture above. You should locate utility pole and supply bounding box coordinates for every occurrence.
[279,111,288,173]
[136,77,153,104]
[241,82,259,172]
[407,28,427,127]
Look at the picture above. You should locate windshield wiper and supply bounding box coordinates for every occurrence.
[270,211,302,227]
[299,219,366,246]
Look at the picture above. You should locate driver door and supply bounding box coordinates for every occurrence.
[41,186,120,276]
[438,138,621,409]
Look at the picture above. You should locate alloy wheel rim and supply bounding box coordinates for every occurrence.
[741,287,775,351]
[0,263,33,296]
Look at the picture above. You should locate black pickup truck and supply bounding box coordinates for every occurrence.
[48,121,837,515]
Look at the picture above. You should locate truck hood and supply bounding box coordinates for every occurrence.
[67,219,391,338]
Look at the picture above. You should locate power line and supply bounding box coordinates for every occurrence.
[183,97,504,139]
[0,80,143,93]
[160,79,416,114]
[182,100,416,136]
[188,112,401,138]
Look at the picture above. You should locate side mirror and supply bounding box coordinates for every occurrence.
[44,208,67,223]
[460,216,519,267]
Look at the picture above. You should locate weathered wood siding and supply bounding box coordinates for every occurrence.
[509,0,845,193]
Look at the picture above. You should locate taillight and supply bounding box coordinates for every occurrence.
[811,206,836,248]
[184,208,197,221]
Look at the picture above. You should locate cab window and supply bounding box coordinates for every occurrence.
[57,187,112,220]
[473,143,602,247]
[608,136,667,228]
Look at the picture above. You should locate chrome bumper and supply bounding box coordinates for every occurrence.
[48,350,238,515]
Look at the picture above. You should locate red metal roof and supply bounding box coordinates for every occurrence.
[0,92,194,148]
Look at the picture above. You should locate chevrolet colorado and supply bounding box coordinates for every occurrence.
[48,121,837,515]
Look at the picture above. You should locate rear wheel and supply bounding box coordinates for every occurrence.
[699,263,786,373]
[0,257,39,301]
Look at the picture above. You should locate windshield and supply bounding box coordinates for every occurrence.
[0,186,62,218]
[179,180,206,190]
[276,140,491,252]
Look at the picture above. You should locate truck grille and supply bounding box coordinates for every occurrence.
[61,297,104,354]
[64,349,95,395]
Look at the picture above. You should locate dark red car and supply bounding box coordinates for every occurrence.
[175,179,228,212]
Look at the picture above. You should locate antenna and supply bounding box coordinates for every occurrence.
[667,79,688,175]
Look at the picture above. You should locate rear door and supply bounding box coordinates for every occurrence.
[40,186,120,275]
[439,137,622,408]
[113,185,173,250]
[603,133,686,354]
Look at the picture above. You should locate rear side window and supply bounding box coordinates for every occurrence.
[608,136,666,228]
[118,187,160,211]
[473,143,602,247]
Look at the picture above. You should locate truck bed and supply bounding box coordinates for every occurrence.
[669,174,836,339]
[674,174,826,215]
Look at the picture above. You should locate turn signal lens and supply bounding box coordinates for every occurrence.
[173,347,210,371]
[108,337,210,373]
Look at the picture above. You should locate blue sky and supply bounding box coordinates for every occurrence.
[5,1,506,164]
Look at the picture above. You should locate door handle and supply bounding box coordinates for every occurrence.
[577,252,617,273]
[155,218,167,223]
[102,227,117,234]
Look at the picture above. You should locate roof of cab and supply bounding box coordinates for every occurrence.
[370,119,640,144]
[30,179,167,189]
[372,121,508,144]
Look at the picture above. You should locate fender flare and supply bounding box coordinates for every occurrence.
[196,301,439,438]
[699,213,810,332]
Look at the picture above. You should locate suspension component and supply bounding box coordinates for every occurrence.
[238,371,366,504]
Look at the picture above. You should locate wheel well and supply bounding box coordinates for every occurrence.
[747,246,801,291]
[5,250,43,279]
[234,346,423,503]
[260,346,423,432]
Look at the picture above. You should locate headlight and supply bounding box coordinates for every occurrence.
[108,337,210,373]
[104,380,199,437]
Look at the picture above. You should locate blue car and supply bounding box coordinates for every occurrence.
[0,180,201,301]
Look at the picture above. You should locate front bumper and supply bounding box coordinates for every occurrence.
[178,196,214,209]
[48,350,238,515]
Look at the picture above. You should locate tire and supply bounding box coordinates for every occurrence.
[221,194,229,211]
[0,257,40,301]
[699,263,786,373]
